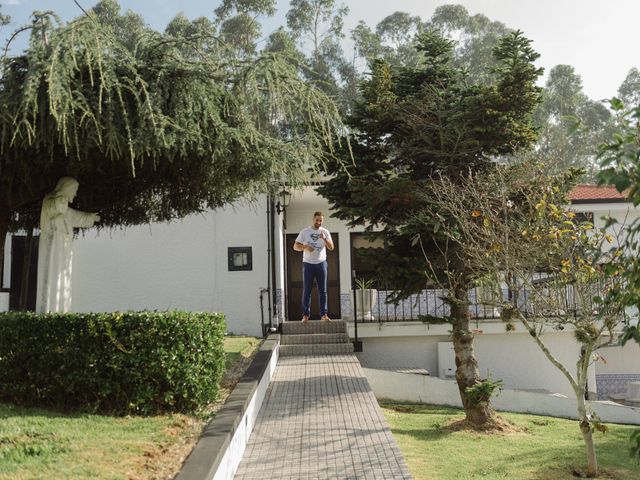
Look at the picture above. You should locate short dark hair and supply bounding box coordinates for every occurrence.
[313,211,324,218]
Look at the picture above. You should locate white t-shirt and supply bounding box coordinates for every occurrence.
[295,226,332,264]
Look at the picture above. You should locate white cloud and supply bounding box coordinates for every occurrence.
[3,0,22,5]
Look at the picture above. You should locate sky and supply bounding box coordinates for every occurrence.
[1,0,639,101]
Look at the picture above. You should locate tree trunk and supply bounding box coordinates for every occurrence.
[577,391,598,477]
[576,348,598,477]
[451,281,496,425]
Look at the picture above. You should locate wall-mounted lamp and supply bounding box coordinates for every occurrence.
[275,189,291,215]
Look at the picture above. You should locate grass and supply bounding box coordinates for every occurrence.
[381,402,640,480]
[0,335,262,480]
[223,335,262,370]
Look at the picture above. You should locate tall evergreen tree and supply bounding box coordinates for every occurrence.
[617,67,640,108]
[284,0,355,111]
[0,6,9,28]
[319,29,543,425]
[214,0,276,58]
[527,65,612,180]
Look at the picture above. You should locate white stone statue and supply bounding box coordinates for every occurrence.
[36,177,100,313]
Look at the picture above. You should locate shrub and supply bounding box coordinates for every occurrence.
[0,310,226,415]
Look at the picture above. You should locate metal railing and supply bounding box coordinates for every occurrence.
[348,277,621,326]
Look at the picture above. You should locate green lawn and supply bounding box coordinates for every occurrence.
[381,403,640,480]
[0,335,262,480]
[223,335,262,369]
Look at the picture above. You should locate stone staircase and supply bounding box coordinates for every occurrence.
[280,320,354,356]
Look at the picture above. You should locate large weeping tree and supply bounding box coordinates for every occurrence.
[319,29,542,426]
[0,1,345,268]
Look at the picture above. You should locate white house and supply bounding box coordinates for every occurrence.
[1,183,639,399]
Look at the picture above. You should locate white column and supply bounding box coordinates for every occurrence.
[274,209,286,323]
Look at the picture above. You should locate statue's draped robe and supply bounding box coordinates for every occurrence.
[36,196,96,313]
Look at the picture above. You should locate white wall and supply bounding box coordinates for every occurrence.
[365,368,640,425]
[571,201,640,245]
[72,199,270,337]
[352,322,594,398]
[597,342,640,375]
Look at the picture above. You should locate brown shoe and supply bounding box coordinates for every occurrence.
[301,315,310,323]
[321,315,331,322]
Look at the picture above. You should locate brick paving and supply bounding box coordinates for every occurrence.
[234,354,412,480]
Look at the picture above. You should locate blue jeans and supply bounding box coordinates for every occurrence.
[302,261,328,317]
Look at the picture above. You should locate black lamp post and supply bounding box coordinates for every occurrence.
[275,189,291,214]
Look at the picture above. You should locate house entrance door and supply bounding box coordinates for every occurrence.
[286,233,340,320]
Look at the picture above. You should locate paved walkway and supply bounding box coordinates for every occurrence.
[234,354,412,480]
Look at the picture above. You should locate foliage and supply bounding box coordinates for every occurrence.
[419,161,627,476]
[320,28,542,300]
[351,5,511,79]
[597,99,640,462]
[597,100,640,339]
[522,64,613,180]
[319,28,542,426]
[351,11,424,70]
[427,4,511,84]
[0,310,226,415]
[0,335,260,479]
[464,378,503,405]
[214,0,276,58]
[354,277,375,289]
[0,5,10,28]
[617,68,640,109]
[0,0,345,269]
[282,0,355,112]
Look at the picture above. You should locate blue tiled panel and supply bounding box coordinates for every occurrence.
[340,293,351,318]
[276,288,284,321]
[595,374,640,400]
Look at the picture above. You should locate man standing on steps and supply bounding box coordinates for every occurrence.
[293,211,334,323]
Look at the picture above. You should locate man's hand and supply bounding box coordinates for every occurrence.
[321,230,334,251]
[305,244,315,252]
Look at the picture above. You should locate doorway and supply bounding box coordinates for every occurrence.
[286,233,340,320]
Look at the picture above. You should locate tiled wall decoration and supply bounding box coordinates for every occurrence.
[276,288,284,321]
[595,374,640,401]
[340,293,352,319]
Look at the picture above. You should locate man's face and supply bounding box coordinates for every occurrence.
[313,215,324,229]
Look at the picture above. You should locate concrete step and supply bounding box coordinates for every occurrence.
[279,342,355,356]
[281,332,350,345]
[282,320,346,335]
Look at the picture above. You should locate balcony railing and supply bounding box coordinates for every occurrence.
[347,278,618,326]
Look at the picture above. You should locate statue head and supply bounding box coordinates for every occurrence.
[50,176,79,202]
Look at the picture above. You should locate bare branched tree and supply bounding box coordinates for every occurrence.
[420,162,627,477]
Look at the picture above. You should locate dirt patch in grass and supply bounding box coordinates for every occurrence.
[444,414,527,435]
[132,414,203,480]
[131,337,263,480]
[570,467,622,478]
[389,405,417,414]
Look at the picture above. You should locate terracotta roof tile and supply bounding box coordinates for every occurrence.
[568,184,629,202]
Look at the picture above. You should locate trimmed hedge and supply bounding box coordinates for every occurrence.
[0,310,226,415]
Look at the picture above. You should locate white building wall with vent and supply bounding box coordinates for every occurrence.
[351,321,594,398]
[71,198,273,337]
